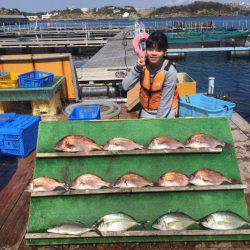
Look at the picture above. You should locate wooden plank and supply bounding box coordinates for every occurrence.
[0,151,35,228]
[31,184,246,197]
[0,191,30,249]
[36,148,223,158]
[25,229,250,239]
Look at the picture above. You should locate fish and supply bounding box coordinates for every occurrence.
[152,212,197,230]
[200,211,249,230]
[112,173,154,188]
[148,136,185,150]
[103,138,144,151]
[70,173,111,190]
[185,133,226,149]
[158,171,189,187]
[189,169,238,186]
[93,213,145,233]
[26,177,69,192]
[47,222,91,235]
[54,135,103,153]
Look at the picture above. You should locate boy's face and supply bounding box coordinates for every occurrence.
[146,47,165,65]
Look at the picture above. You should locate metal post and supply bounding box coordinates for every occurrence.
[208,77,215,95]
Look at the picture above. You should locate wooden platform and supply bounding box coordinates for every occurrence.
[0,112,249,249]
[82,32,137,69]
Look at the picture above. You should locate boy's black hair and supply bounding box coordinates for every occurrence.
[146,31,168,51]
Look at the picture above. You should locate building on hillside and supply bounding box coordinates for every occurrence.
[122,12,130,18]
[26,15,39,21]
[81,8,89,13]
[41,13,52,19]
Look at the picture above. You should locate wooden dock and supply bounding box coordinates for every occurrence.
[0,111,249,249]
[0,39,107,48]
[82,32,136,69]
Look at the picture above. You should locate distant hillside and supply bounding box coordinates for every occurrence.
[150,1,250,17]
[0,7,21,15]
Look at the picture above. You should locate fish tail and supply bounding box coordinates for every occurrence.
[63,183,70,191]
[139,220,149,229]
[98,145,104,150]
[107,182,113,188]
[25,182,33,192]
[91,226,103,236]
[224,142,231,148]
[227,178,238,184]
[149,182,156,187]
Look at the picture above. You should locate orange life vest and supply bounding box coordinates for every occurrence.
[139,62,179,112]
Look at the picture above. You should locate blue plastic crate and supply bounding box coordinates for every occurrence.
[179,94,236,120]
[0,113,41,157]
[18,70,54,88]
[68,106,101,120]
[0,72,9,80]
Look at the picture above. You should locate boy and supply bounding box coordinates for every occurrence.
[122,31,178,118]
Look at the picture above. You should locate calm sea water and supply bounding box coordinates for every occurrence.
[176,53,250,122]
[2,15,250,30]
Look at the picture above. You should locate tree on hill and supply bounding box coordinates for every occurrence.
[0,7,21,15]
[151,1,249,17]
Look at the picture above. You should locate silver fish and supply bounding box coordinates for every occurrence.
[152,212,197,230]
[26,177,69,192]
[148,136,185,150]
[185,133,225,149]
[70,173,111,190]
[103,138,144,151]
[201,211,249,230]
[47,222,91,235]
[93,213,143,232]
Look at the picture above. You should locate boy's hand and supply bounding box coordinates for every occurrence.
[136,57,146,68]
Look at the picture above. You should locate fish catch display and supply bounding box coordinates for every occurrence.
[93,213,144,233]
[185,133,226,149]
[148,136,185,150]
[152,212,197,230]
[158,171,189,187]
[47,222,91,235]
[200,211,249,230]
[26,177,69,192]
[103,138,144,151]
[54,135,103,153]
[112,173,154,188]
[70,174,111,190]
[189,169,238,186]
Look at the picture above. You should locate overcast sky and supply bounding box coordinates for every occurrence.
[0,0,249,12]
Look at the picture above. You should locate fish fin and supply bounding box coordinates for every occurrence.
[79,228,92,235]
[226,178,238,184]
[73,220,85,226]
[139,220,149,230]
